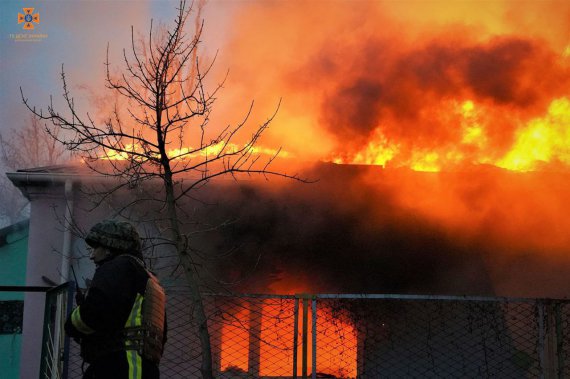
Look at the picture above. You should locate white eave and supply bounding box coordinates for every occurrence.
[6,165,109,199]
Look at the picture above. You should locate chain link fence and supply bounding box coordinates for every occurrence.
[66,292,300,378]
[60,292,570,378]
[313,295,565,379]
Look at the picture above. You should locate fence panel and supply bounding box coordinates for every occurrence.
[63,292,570,378]
[0,285,73,379]
[314,296,548,379]
[160,293,300,378]
[66,292,299,378]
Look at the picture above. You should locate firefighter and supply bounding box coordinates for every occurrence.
[65,220,166,379]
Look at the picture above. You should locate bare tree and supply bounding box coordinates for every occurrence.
[0,114,67,224]
[21,1,302,378]
[0,114,66,169]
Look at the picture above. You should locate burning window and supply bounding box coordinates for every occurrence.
[217,297,357,378]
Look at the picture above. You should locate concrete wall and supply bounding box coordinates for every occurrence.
[19,184,69,379]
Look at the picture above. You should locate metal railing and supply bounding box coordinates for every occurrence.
[60,292,570,378]
[40,283,74,379]
[0,284,74,379]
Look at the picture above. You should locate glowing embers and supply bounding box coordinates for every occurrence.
[217,298,357,378]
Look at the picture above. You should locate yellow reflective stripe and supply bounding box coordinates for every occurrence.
[127,350,142,379]
[126,293,144,379]
[71,306,95,335]
[126,293,144,328]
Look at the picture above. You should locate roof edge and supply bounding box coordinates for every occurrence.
[6,171,110,187]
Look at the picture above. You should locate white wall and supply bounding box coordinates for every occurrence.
[20,184,68,379]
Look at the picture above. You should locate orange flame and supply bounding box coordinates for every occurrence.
[96,141,289,162]
[219,299,357,378]
[497,98,570,171]
[211,1,570,173]
[331,97,570,172]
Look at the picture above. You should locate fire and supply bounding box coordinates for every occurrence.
[86,0,570,175]
[332,129,399,167]
[497,98,570,171]
[218,298,357,378]
[96,141,288,162]
[219,306,250,373]
[330,97,570,172]
[212,1,570,174]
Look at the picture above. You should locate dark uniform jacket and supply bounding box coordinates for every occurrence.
[65,254,166,378]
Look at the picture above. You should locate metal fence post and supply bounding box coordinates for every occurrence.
[61,282,75,379]
[302,296,309,379]
[247,300,262,377]
[51,288,64,379]
[312,297,317,379]
[211,296,222,375]
[554,302,564,379]
[544,302,560,379]
[293,297,299,379]
[40,282,70,379]
[539,300,547,379]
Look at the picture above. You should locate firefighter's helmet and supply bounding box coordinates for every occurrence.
[85,220,142,255]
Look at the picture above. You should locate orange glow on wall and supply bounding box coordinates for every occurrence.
[218,299,358,378]
[219,306,250,373]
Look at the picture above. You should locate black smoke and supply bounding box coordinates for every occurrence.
[309,35,568,150]
[192,164,495,295]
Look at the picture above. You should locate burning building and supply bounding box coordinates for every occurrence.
[7,160,570,377]
[4,0,570,376]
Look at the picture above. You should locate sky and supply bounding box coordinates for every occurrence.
[0,1,235,146]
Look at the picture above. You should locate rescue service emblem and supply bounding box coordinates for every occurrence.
[18,8,40,30]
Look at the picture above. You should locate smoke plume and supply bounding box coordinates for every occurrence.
[215,1,570,169]
[194,164,570,298]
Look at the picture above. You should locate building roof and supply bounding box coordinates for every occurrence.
[16,164,83,174]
